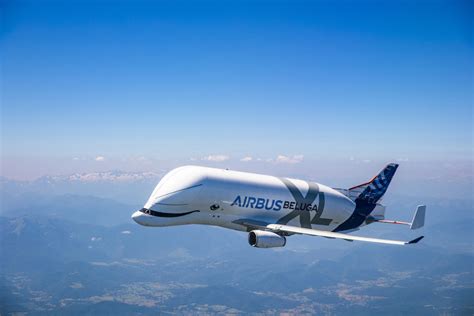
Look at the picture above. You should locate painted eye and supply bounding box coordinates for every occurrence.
[210,204,220,211]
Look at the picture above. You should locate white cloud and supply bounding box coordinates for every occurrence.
[397,158,409,162]
[67,171,161,182]
[275,154,304,164]
[69,282,84,289]
[95,156,105,162]
[240,156,253,162]
[202,155,230,162]
[72,157,80,161]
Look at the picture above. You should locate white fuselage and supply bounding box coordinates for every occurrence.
[132,166,358,232]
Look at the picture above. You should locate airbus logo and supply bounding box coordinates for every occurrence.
[231,196,282,211]
[230,195,322,212]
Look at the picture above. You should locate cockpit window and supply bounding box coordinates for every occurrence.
[140,208,151,215]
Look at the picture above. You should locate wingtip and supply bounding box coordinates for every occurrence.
[410,205,426,230]
[408,236,424,244]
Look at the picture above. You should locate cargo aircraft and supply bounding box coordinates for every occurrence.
[132,163,425,247]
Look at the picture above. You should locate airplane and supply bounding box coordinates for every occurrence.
[131,163,426,247]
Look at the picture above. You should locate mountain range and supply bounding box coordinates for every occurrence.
[0,171,473,315]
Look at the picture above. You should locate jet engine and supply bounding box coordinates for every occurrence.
[248,230,286,248]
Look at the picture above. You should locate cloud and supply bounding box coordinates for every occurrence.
[95,156,105,162]
[275,154,304,164]
[202,154,230,162]
[66,171,161,182]
[240,156,253,162]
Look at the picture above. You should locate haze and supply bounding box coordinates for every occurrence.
[1,0,472,314]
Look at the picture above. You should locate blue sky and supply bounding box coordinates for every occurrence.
[1,0,472,188]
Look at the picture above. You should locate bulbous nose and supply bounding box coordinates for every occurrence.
[131,210,145,225]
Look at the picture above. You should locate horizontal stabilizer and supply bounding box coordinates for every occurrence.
[410,205,426,230]
[370,205,427,230]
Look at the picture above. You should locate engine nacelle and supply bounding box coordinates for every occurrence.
[248,230,286,248]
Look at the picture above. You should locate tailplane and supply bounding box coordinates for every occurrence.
[369,205,426,230]
[333,163,427,233]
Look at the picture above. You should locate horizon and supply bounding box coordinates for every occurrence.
[1,1,473,313]
[1,0,472,187]
[0,0,474,315]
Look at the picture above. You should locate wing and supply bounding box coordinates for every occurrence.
[266,224,424,246]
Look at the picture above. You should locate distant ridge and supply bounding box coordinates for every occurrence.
[36,170,163,183]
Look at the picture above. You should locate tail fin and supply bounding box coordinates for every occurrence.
[349,163,399,204]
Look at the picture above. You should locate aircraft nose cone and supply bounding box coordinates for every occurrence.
[131,210,143,224]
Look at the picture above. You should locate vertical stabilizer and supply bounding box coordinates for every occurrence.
[334,163,398,232]
[349,163,399,204]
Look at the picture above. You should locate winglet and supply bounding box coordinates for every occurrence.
[410,205,426,230]
[408,236,424,244]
